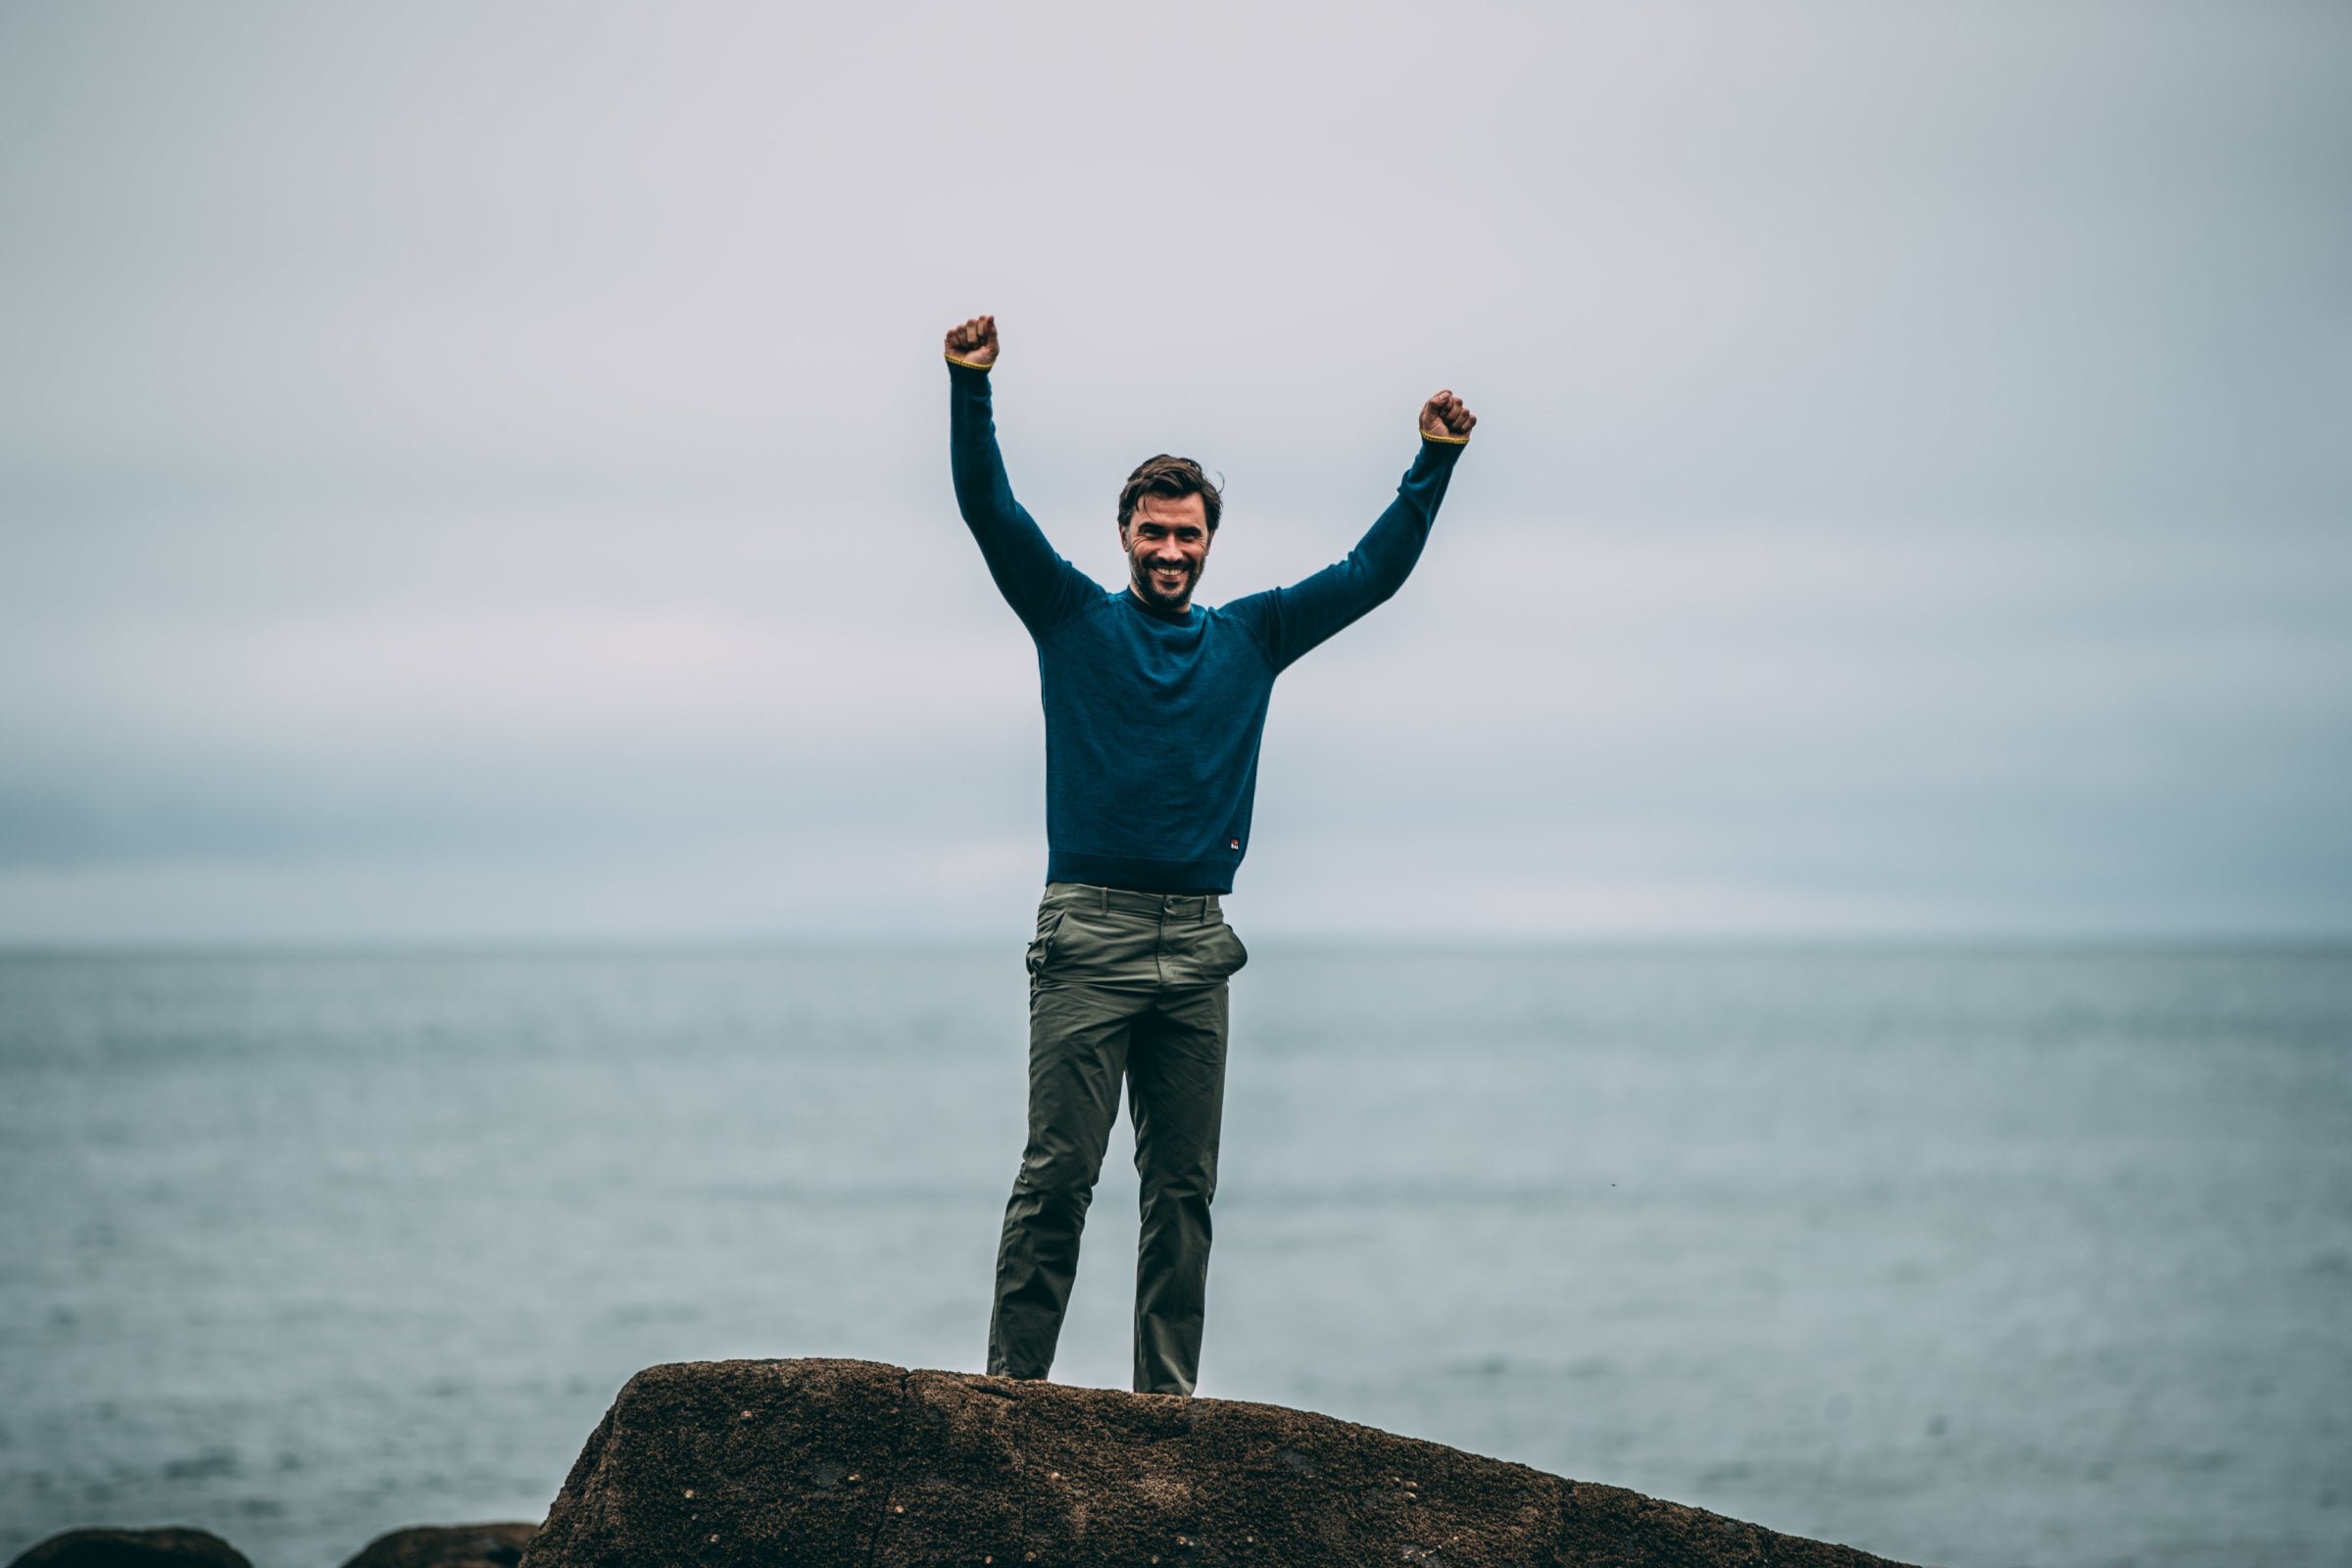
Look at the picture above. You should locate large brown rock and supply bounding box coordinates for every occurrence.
[521,1359,1915,1568]
[337,1524,538,1568]
[6,1530,251,1568]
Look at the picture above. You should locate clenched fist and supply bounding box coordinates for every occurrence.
[945,315,1000,368]
[1419,390,1476,441]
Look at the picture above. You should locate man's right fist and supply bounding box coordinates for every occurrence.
[945,315,1000,368]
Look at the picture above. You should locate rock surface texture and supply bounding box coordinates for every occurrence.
[337,1525,539,1568]
[7,1531,253,1568]
[521,1359,1914,1568]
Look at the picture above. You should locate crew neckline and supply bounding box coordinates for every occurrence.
[1122,587,1197,624]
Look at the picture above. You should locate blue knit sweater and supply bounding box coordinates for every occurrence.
[949,358,1466,894]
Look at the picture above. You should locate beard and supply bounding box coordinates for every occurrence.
[1130,553,1200,610]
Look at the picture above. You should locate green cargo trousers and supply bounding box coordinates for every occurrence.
[987,882,1249,1396]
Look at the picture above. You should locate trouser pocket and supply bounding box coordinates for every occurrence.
[1025,908,1066,978]
[1152,917,1248,989]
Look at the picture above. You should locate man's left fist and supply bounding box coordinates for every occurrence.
[1420,390,1476,441]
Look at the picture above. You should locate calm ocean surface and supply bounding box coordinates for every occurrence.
[1,948,2346,1568]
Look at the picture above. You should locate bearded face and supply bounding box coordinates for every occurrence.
[1122,492,1212,612]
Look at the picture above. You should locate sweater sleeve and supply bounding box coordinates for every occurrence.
[949,360,1099,639]
[1226,435,1466,673]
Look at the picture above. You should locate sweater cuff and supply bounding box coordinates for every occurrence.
[1419,429,1470,446]
[945,353,995,373]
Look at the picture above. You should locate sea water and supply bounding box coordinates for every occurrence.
[0,948,2346,1568]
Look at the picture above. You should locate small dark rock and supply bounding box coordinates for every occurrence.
[337,1524,538,1568]
[7,1529,252,1568]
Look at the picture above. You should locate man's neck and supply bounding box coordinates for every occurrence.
[1126,585,1194,619]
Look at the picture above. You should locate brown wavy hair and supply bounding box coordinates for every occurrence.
[1117,454,1224,532]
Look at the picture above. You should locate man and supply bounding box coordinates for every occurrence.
[945,313,1475,1396]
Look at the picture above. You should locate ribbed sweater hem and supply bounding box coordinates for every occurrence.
[1047,851,1237,896]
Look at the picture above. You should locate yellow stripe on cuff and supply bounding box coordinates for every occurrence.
[1421,430,1471,445]
[945,353,995,370]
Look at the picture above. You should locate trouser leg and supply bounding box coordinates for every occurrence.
[1127,982,1230,1396]
[987,977,1140,1380]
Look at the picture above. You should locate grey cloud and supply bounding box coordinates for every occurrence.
[1,1,2345,939]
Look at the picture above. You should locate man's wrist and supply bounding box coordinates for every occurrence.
[1420,428,1470,446]
[945,352,995,372]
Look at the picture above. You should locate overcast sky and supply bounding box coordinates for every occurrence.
[2,1,2346,942]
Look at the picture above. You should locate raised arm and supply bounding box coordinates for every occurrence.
[945,315,1097,638]
[1229,390,1477,672]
